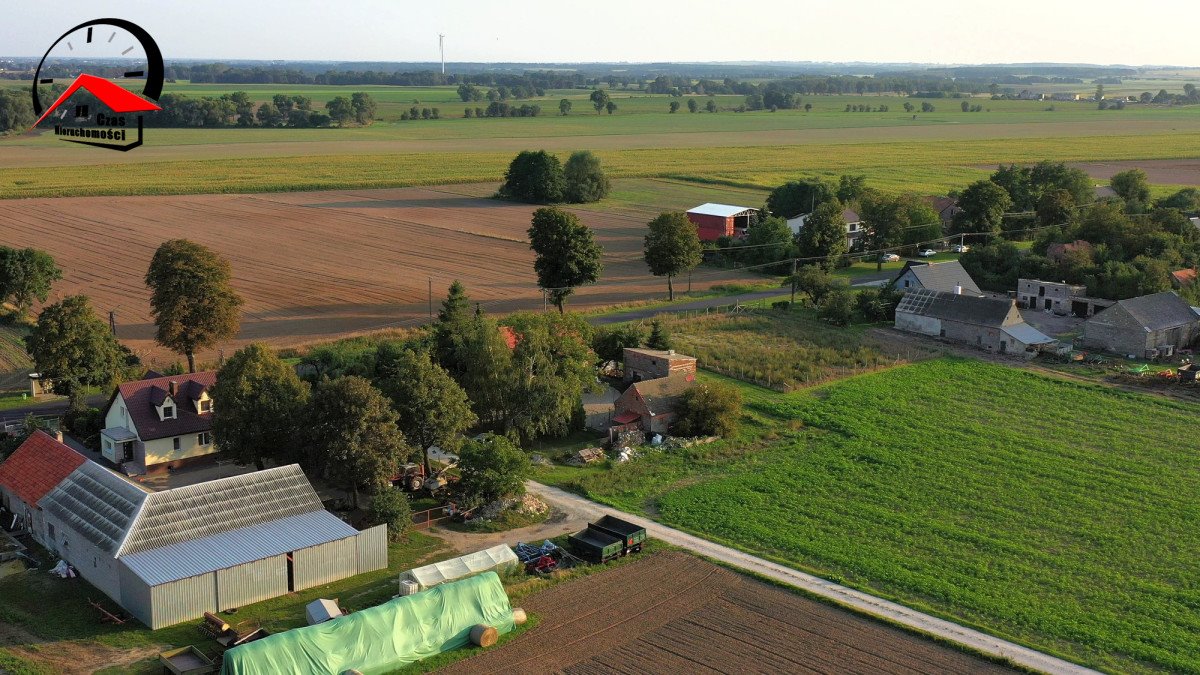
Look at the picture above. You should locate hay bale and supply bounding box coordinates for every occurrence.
[469,624,498,648]
[512,607,527,625]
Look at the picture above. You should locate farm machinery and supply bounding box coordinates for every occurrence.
[391,460,460,497]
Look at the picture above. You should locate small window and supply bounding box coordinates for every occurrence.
[173,437,181,451]
[200,399,212,413]
[163,405,175,419]
[904,280,911,288]
[47,523,55,540]
[199,432,212,446]
[977,335,982,344]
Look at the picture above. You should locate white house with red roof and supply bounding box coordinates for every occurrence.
[101,371,217,473]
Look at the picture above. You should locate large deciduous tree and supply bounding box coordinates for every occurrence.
[795,200,849,267]
[589,89,610,114]
[562,151,611,204]
[528,207,603,312]
[643,212,702,300]
[375,347,476,474]
[502,312,594,442]
[456,433,531,508]
[952,180,1012,235]
[145,239,243,372]
[498,150,565,204]
[766,178,834,219]
[0,247,61,314]
[305,375,411,507]
[212,343,310,470]
[25,295,127,401]
[1110,169,1151,208]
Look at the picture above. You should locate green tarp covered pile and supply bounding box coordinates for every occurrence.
[220,571,515,675]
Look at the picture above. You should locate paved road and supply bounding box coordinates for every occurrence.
[590,270,897,326]
[528,481,1098,675]
[0,394,106,426]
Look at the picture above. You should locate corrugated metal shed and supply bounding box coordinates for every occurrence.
[293,537,358,591]
[120,510,357,586]
[356,526,388,574]
[39,461,148,554]
[151,572,217,629]
[119,464,323,556]
[217,556,288,611]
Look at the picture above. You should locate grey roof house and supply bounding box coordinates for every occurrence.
[893,261,982,296]
[1080,291,1200,357]
[895,289,1056,356]
[10,443,387,629]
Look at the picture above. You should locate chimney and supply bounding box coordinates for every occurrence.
[168,380,177,397]
[954,284,963,295]
[54,430,64,443]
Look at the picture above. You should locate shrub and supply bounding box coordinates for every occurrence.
[673,381,743,437]
[61,402,103,450]
[819,287,855,326]
[592,324,645,363]
[368,488,412,540]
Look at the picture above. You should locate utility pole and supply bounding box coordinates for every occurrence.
[790,258,798,305]
[438,34,446,75]
[108,310,116,335]
[428,277,433,322]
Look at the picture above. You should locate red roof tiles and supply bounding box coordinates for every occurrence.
[112,371,216,441]
[0,431,86,506]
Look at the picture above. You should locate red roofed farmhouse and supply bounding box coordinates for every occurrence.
[0,431,86,539]
[101,371,217,474]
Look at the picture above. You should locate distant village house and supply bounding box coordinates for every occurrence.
[893,260,982,296]
[1017,279,1113,318]
[786,207,864,250]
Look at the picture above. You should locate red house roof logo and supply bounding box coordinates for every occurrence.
[34,73,161,126]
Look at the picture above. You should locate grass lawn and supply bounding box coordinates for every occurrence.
[541,357,1200,673]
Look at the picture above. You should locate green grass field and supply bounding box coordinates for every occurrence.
[541,358,1200,673]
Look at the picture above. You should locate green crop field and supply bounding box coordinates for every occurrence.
[3,130,1199,200]
[543,358,1200,672]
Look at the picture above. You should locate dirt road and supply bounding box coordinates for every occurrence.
[525,482,1099,675]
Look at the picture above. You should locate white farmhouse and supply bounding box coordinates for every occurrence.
[101,371,217,474]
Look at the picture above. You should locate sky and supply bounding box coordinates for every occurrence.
[4,0,1198,66]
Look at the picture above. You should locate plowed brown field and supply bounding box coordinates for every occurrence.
[440,552,1015,675]
[0,185,762,364]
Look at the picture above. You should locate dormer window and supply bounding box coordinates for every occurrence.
[162,404,175,420]
[199,399,212,413]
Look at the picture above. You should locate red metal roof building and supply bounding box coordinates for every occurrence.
[0,431,87,535]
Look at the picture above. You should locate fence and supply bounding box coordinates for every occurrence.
[410,506,455,530]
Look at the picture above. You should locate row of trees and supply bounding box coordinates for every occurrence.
[456,83,545,102]
[464,102,542,118]
[147,92,377,128]
[498,150,612,204]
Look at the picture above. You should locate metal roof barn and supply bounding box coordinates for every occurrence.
[0,447,391,629]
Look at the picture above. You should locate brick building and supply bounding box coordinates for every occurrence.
[623,347,697,383]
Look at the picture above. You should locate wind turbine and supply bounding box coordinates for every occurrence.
[438,33,446,74]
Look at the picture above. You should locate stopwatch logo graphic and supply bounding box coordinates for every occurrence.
[31,18,164,151]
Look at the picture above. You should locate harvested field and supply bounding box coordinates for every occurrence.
[440,551,1014,675]
[1068,158,1200,185]
[0,184,763,363]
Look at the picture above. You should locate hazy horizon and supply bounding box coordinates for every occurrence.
[5,0,1199,68]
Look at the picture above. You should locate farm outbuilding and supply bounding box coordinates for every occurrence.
[894,288,1057,357]
[686,203,758,241]
[0,431,87,547]
[0,436,389,629]
[622,347,697,383]
[1080,291,1200,358]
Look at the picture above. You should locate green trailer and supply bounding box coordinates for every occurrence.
[592,515,647,555]
[568,525,624,563]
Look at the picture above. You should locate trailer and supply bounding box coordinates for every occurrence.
[591,515,647,556]
[159,646,215,675]
[568,525,624,564]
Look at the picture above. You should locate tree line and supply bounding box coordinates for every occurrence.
[147,92,377,128]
